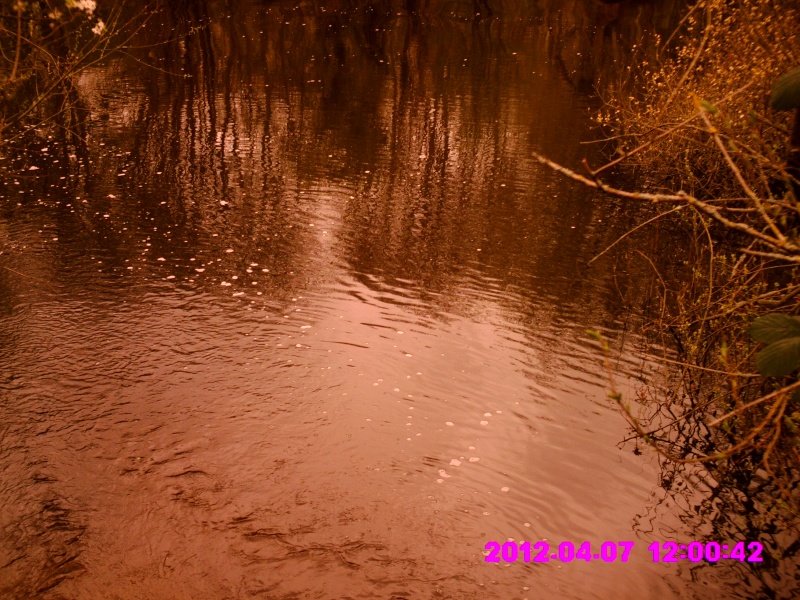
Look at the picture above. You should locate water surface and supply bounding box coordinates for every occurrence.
[1,2,794,599]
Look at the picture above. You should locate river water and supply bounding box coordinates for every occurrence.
[0,2,795,599]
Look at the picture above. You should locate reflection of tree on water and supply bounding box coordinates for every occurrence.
[91,0,630,301]
[629,375,799,598]
[536,0,689,92]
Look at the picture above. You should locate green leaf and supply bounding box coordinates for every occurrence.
[748,313,800,344]
[700,99,719,115]
[755,337,800,377]
[770,67,800,111]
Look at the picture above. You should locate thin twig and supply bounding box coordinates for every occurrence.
[0,264,58,291]
[658,1,712,120]
[532,152,800,260]
[653,355,760,378]
[585,80,755,178]
[695,95,785,243]
[707,380,800,427]
[588,206,685,265]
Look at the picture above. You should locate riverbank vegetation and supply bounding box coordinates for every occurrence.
[539,0,800,520]
[0,0,146,146]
